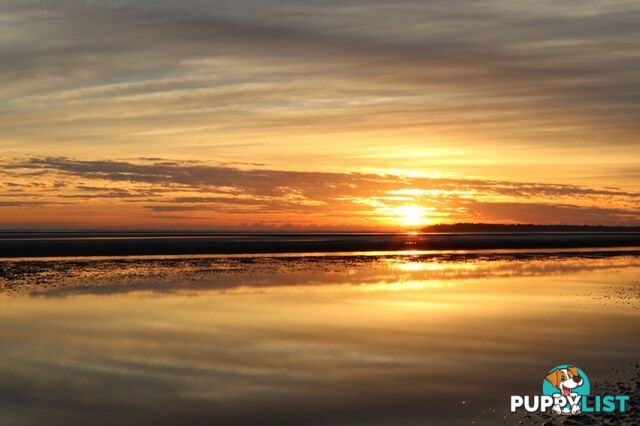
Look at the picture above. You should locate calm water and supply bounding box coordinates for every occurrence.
[1,251,639,425]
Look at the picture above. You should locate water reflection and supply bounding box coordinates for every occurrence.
[0,253,639,425]
[2,251,640,296]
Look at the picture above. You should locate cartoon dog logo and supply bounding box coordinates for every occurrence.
[543,365,590,415]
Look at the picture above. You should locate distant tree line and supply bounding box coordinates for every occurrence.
[422,223,640,233]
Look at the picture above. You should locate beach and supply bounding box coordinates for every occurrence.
[1,245,639,425]
[4,1,640,424]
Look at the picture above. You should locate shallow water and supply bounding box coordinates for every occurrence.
[0,251,639,425]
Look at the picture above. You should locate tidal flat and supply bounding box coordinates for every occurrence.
[1,250,639,425]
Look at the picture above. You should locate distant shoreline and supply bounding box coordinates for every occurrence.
[1,232,639,258]
[423,223,640,233]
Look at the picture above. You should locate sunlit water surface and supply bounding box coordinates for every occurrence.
[1,252,639,425]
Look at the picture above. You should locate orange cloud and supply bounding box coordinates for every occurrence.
[1,157,638,229]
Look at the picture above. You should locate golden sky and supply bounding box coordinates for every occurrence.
[1,1,639,229]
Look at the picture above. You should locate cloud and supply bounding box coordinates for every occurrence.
[2,156,639,228]
[10,156,640,197]
[464,201,640,225]
[1,0,639,159]
[0,201,52,207]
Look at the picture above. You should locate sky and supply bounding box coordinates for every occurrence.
[1,0,639,230]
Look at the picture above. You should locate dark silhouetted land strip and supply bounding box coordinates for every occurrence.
[423,223,640,233]
[0,231,639,258]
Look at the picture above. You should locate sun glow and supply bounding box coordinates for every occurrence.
[393,205,430,227]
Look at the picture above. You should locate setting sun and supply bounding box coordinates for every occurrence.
[394,205,429,227]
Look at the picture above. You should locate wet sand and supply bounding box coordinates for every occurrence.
[0,251,639,425]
